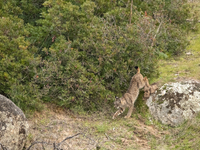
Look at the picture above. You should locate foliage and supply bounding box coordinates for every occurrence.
[0,0,198,112]
[34,36,114,110]
[134,0,193,55]
[0,11,41,111]
[17,0,45,24]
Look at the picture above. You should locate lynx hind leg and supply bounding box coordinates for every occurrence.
[124,94,136,119]
[124,105,134,118]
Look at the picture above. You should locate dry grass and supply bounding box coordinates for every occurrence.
[25,105,165,150]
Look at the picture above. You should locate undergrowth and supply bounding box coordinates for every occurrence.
[151,113,200,150]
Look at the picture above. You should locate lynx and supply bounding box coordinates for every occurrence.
[112,66,145,119]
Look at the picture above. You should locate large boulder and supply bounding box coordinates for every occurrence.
[0,94,29,150]
[146,80,200,126]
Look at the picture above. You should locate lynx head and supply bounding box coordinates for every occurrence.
[114,96,126,109]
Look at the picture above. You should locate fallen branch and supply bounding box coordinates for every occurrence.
[26,141,52,150]
[0,132,96,150]
[105,133,115,140]
[55,133,82,148]
[26,133,82,150]
[0,143,7,150]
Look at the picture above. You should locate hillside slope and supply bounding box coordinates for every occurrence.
[25,30,200,149]
[25,2,200,150]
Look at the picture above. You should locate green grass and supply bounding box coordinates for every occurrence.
[151,113,200,150]
[151,24,200,86]
[95,123,110,133]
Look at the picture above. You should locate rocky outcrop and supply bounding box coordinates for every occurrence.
[0,94,29,150]
[146,80,200,126]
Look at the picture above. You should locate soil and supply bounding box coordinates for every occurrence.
[25,104,166,150]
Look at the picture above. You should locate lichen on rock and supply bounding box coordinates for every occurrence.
[0,94,29,150]
[146,80,200,126]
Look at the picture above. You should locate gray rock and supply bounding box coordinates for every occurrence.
[0,94,29,150]
[146,80,200,126]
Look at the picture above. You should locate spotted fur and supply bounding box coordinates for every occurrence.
[113,67,145,119]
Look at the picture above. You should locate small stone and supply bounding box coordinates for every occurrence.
[186,52,192,55]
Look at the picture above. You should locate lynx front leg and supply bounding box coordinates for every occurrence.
[150,84,158,94]
[124,105,134,118]
[112,109,124,119]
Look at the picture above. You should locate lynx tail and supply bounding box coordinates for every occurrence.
[134,66,140,74]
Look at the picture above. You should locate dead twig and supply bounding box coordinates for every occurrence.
[55,133,82,148]
[0,143,7,150]
[151,21,163,47]
[129,0,133,24]
[105,133,115,141]
[26,133,82,150]
[26,141,52,150]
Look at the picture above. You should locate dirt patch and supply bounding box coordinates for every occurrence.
[25,105,165,150]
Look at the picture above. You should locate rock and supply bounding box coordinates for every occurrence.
[146,80,200,126]
[185,52,193,55]
[0,94,29,150]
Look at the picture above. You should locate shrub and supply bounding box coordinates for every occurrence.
[34,36,115,111]
[0,6,41,111]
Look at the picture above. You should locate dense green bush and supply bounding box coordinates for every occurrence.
[17,0,45,24]
[0,0,198,112]
[27,0,158,110]
[33,36,114,111]
[0,8,42,112]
